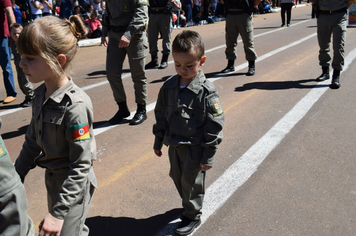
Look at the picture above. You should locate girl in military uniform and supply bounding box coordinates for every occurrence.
[15,15,97,236]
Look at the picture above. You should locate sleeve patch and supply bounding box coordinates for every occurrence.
[70,123,90,141]
[208,96,224,117]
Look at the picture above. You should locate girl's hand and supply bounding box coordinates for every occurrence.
[154,149,162,157]
[38,213,64,236]
[200,163,212,171]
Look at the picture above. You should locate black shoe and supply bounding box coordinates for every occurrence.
[220,66,235,73]
[316,72,330,81]
[109,109,130,125]
[20,97,32,107]
[329,76,340,89]
[287,24,290,27]
[158,61,168,69]
[316,66,330,81]
[246,67,255,76]
[145,60,159,70]
[175,217,201,236]
[281,23,285,27]
[129,111,147,125]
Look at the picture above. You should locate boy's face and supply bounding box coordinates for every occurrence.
[172,50,206,82]
[10,28,22,42]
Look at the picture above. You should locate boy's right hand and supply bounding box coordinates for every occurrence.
[154,149,162,157]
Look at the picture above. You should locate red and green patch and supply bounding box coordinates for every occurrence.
[70,123,90,141]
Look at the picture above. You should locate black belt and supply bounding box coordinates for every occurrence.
[111,25,128,33]
[227,10,247,15]
[319,7,347,15]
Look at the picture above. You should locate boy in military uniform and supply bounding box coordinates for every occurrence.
[153,30,225,236]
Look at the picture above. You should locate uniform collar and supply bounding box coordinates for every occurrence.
[42,79,75,104]
[183,69,206,94]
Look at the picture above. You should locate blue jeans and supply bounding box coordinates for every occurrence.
[0,37,17,97]
[31,14,42,20]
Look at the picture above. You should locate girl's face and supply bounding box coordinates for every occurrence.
[19,54,54,84]
[172,50,206,81]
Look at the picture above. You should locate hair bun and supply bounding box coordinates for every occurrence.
[67,15,88,41]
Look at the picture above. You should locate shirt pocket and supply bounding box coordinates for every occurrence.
[174,106,205,136]
[42,106,66,146]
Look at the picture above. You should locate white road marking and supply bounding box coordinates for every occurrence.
[154,40,356,236]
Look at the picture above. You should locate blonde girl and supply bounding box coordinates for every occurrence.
[15,15,97,236]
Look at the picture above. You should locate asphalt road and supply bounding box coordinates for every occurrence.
[1,4,356,236]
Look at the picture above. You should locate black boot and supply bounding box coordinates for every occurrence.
[330,70,340,89]
[109,101,130,125]
[316,66,330,81]
[246,60,255,76]
[145,54,159,70]
[175,216,201,236]
[220,59,235,73]
[158,54,169,69]
[129,104,147,125]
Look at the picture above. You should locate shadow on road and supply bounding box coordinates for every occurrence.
[235,78,329,91]
[86,208,183,236]
[1,125,29,140]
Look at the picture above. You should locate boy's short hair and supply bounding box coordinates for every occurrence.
[172,30,205,59]
[10,23,23,31]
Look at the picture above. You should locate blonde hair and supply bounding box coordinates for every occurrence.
[10,23,23,32]
[17,15,88,78]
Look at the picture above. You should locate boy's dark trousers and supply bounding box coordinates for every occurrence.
[168,145,206,221]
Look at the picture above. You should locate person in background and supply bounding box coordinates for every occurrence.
[9,23,34,107]
[29,0,43,20]
[57,0,74,19]
[1,0,18,104]
[145,0,173,70]
[183,0,193,24]
[220,0,261,76]
[311,0,355,89]
[153,30,224,236]
[280,0,294,27]
[11,0,22,24]
[102,0,149,125]
[172,0,182,29]
[15,15,97,236]
[41,0,53,16]
[86,10,102,38]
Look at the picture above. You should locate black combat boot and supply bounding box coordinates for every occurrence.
[109,101,130,125]
[175,216,201,236]
[220,59,235,73]
[330,69,340,89]
[145,54,159,70]
[246,60,255,76]
[158,54,169,69]
[129,104,147,125]
[316,66,330,81]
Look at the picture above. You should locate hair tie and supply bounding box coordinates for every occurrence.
[65,19,80,40]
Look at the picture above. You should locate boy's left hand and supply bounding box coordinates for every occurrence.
[200,163,212,171]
